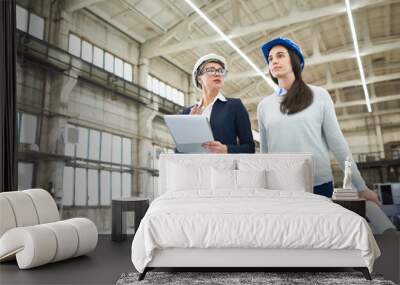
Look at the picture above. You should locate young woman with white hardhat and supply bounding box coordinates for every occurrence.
[182,53,255,153]
[257,37,395,233]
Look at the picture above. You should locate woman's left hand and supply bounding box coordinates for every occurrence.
[358,188,382,206]
[202,141,228,153]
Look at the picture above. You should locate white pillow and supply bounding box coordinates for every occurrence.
[167,162,211,191]
[166,159,236,192]
[238,158,308,192]
[211,168,236,191]
[211,169,268,191]
[236,169,267,189]
[266,166,306,191]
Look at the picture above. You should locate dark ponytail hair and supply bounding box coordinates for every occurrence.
[271,48,313,115]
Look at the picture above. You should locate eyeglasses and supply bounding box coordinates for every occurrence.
[199,67,228,77]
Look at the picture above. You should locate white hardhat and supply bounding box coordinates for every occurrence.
[192,53,227,91]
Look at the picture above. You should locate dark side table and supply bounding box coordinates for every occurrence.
[332,198,366,218]
[112,197,149,242]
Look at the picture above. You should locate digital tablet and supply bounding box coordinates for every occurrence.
[164,115,214,153]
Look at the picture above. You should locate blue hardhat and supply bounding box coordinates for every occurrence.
[261,37,305,70]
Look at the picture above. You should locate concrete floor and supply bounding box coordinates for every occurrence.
[1,233,398,285]
[0,235,134,285]
[373,230,400,284]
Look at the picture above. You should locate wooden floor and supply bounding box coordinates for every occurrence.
[0,235,133,285]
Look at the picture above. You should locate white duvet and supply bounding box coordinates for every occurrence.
[131,190,380,273]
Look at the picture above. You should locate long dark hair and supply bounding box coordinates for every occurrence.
[270,48,313,115]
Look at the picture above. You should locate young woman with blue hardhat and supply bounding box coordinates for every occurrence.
[181,53,255,153]
[257,37,396,233]
[258,37,381,204]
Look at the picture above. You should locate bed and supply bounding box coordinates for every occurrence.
[131,154,380,280]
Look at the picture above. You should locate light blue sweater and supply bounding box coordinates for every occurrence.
[257,84,367,192]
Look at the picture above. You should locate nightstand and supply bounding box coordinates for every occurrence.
[112,197,149,242]
[332,198,366,218]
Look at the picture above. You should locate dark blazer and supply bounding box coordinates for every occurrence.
[181,98,255,153]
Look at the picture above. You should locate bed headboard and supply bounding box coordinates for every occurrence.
[158,153,313,196]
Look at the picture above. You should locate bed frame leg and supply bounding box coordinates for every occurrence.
[354,267,371,280]
[138,268,148,281]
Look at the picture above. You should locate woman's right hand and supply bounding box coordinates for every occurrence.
[190,105,202,115]
[202,141,228,153]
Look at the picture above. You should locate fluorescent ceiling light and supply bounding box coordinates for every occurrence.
[345,0,372,112]
[184,0,278,92]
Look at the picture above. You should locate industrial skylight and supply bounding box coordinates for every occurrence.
[184,0,278,92]
[345,0,372,112]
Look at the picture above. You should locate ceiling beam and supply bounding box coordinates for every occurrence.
[141,0,228,58]
[165,0,187,19]
[340,122,400,133]
[338,108,400,121]
[228,14,337,65]
[88,5,146,43]
[232,80,263,99]
[141,0,388,58]
[119,0,166,34]
[249,107,400,128]
[324,72,400,91]
[231,0,241,29]
[242,72,400,106]
[64,0,104,12]
[227,0,270,65]
[336,93,400,108]
[227,39,400,82]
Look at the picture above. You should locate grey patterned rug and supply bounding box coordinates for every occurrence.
[116,271,396,285]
